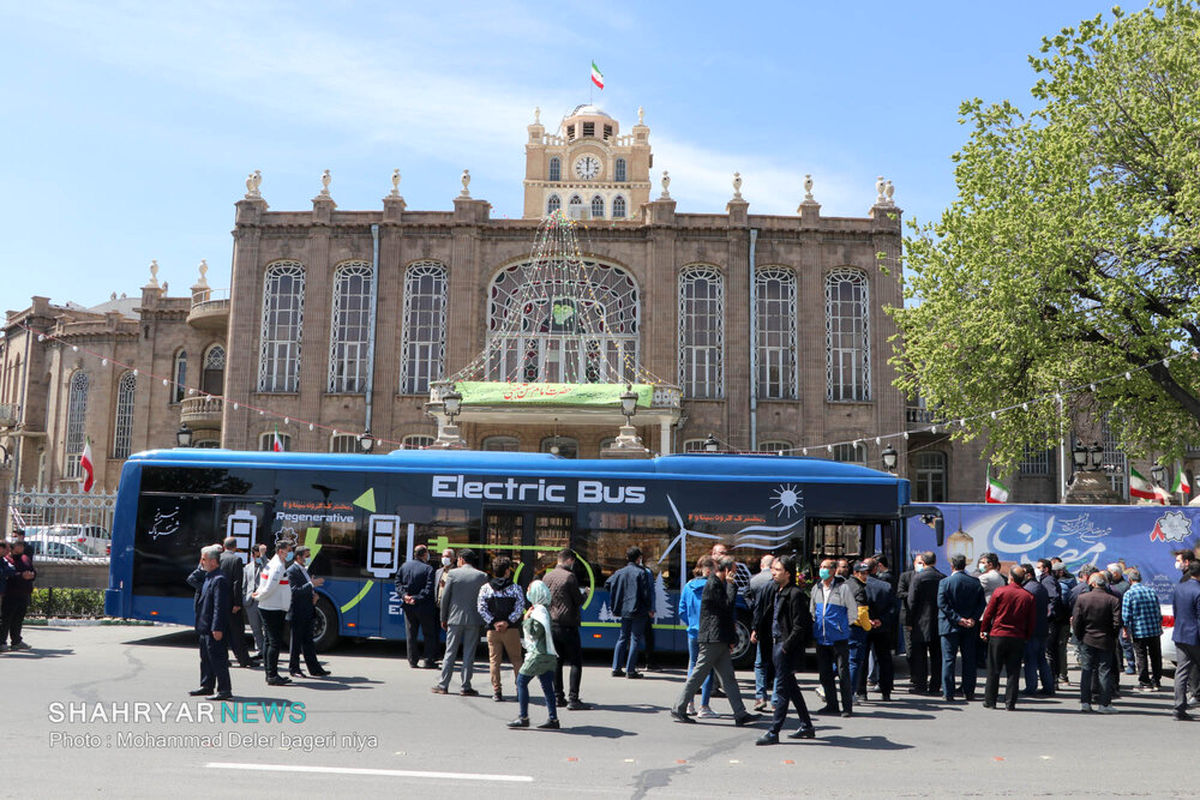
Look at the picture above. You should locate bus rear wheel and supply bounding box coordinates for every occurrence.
[731,614,754,669]
[312,596,340,652]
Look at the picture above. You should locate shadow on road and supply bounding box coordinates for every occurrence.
[810,733,914,750]
[553,724,638,738]
[2,647,75,659]
[123,630,196,648]
[591,703,667,714]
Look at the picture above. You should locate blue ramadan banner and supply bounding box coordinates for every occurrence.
[907,504,1200,604]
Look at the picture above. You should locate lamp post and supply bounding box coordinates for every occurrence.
[1072,441,1088,474]
[176,423,193,447]
[429,386,467,449]
[881,444,898,473]
[601,385,650,459]
[1088,441,1104,471]
[358,431,376,453]
[703,433,720,453]
[1151,463,1165,486]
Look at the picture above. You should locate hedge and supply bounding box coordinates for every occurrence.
[28,588,105,618]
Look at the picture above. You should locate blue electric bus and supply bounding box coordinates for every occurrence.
[105,448,942,664]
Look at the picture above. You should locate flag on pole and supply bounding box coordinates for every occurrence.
[985,474,1009,504]
[591,61,604,90]
[1171,468,1191,496]
[1153,484,1171,505]
[272,426,284,452]
[81,438,95,493]
[1129,468,1156,501]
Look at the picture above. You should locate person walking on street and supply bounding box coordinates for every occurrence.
[286,545,329,678]
[670,556,761,727]
[979,565,1037,711]
[1121,568,1163,691]
[906,551,946,695]
[678,556,717,717]
[189,545,232,701]
[543,549,591,710]
[756,555,815,745]
[810,558,860,717]
[251,539,293,686]
[508,580,560,730]
[605,546,652,679]
[1170,562,1200,721]
[937,554,986,702]
[434,549,488,696]
[747,553,779,712]
[1072,571,1122,713]
[479,556,525,701]
[219,537,254,669]
[396,544,439,670]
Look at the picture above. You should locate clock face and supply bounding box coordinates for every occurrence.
[574,155,601,180]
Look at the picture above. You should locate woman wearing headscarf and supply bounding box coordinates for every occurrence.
[508,579,560,730]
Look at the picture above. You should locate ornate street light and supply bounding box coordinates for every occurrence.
[620,385,638,425]
[429,385,467,449]
[1151,463,1166,486]
[442,389,463,421]
[176,423,193,447]
[1088,441,1104,471]
[704,433,720,453]
[881,444,898,472]
[358,431,376,453]
[602,386,650,459]
[1072,441,1089,471]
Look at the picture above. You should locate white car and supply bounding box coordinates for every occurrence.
[1161,603,1177,667]
[24,524,110,556]
[24,538,93,560]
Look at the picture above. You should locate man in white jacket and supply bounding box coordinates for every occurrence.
[252,539,293,686]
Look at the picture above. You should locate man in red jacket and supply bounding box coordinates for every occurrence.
[979,565,1036,711]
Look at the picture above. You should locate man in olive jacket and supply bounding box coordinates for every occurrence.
[756,555,814,745]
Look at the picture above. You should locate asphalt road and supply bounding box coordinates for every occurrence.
[5,623,1195,799]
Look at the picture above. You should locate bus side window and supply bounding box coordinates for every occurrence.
[575,510,673,589]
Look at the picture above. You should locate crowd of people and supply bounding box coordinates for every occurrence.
[176,535,1200,737]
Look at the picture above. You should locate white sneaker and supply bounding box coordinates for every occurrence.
[697,706,718,719]
[686,703,697,716]
[1079,702,1093,713]
[1097,705,1118,714]
[814,685,825,700]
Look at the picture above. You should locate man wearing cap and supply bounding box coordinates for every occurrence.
[937,554,986,701]
[846,561,874,704]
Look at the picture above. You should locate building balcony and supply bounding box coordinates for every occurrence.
[180,395,223,432]
[187,287,230,332]
[906,405,937,426]
[0,402,18,428]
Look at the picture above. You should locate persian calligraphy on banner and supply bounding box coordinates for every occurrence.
[455,381,654,408]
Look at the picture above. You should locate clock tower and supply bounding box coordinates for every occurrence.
[523,104,652,220]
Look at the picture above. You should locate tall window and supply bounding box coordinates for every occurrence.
[591,195,604,218]
[1102,418,1127,496]
[568,194,583,218]
[614,158,627,182]
[758,440,792,454]
[612,195,627,219]
[400,261,447,394]
[113,371,136,459]
[258,261,305,392]
[202,345,225,396]
[832,443,865,464]
[482,435,520,452]
[913,451,947,502]
[825,268,870,401]
[330,434,359,453]
[65,371,89,478]
[328,261,373,393]
[548,157,561,182]
[547,195,561,215]
[756,267,797,399]
[1019,446,1052,475]
[259,432,291,451]
[171,350,187,404]
[402,434,435,450]
[485,260,640,384]
[679,266,724,398]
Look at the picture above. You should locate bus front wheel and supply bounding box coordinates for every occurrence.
[312,596,340,652]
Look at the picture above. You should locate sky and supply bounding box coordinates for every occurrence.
[0,0,1120,313]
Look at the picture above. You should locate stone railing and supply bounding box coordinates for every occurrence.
[180,395,224,428]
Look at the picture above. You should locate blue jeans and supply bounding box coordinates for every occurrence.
[1023,635,1054,693]
[612,616,646,673]
[516,671,557,720]
[686,636,715,706]
[940,629,978,699]
[847,627,869,696]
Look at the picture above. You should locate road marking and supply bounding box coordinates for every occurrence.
[206,763,533,783]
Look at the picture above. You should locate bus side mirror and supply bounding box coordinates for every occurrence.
[919,514,945,547]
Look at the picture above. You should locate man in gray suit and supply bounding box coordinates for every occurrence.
[432,548,488,696]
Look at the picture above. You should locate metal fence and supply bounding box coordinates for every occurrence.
[10,486,116,565]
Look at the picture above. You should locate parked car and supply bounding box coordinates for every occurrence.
[1162,603,1177,667]
[23,524,110,556]
[24,538,93,560]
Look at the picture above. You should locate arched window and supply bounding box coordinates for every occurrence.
[330,434,359,453]
[568,194,583,218]
[832,443,865,465]
[171,350,187,404]
[202,345,225,396]
[400,261,447,394]
[485,260,640,384]
[612,195,627,219]
[547,194,561,215]
[548,157,561,182]
[65,371,89,478]
[540,436,578,459]
[679,266,724,398]
[113,371,136,459]
[825,268,870,401]
[756,267,797,399]
[614,158,627,182]
[757,440,792,454]
[590,195,604,218]
[328,261,373,393]
[258,261,305,392]
[403,434,435,450]
[482,435,520,452]
[259,432,291,452]
[913,451,947,502]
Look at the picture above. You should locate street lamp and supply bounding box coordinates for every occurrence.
[620,385,638,425]
[358,431,376,453]
[1151,463,1165,486]
[881,444,898,472]
[429,385,467,449]
[703,433,720,453]
[442,389,463,421]
[176,423,193,447]
[1072,441,1088,471]
[1088,442,1104,471]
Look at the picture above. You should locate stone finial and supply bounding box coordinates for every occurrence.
[320,169,332,197]
[110,292,117,301]
[534,106,541,125]
[148,259,160,287]
[875,175,886,204]
[804,174,814,203]
[661,170,671,199]
[732,172,743,201]
[390,169,401,197]
[461,169,471,197]
[638,106,645,125]
[885,179,895,205]
[197,259,210,287]
[244,169,262,198]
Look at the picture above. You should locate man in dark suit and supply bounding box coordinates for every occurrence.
[937,554,986,701]
[1020,562,1055,696]
[756,555,814,745]
[396,544,438,669]
[605,546,653,679]
[906,551,945,695]
[861,557,898,701]
[896,560,916,672]
[747,554,779,712]
[286,546,329,677]
[1172,562,1200,721]
[219,537,254,669]
[190,545,232,701]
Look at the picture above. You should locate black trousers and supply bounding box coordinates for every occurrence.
[551,624,583,701]
[984,635,1025,709]
[909,634,941,693]
[770,644,813,735]
[1048,619,1070,681]
[859,629,895,695]
[815,640,853,712]
[1132,636,1163,687]
[403,606,439,666]
[199,632,231,694]
[289,611,321,673]
[259,608,286,681]
[225,605,251,666]
[0,595,30,645]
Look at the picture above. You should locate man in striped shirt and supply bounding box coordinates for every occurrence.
[1120,568,1163,691]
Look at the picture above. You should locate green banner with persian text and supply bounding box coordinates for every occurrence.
[455,382,654,408]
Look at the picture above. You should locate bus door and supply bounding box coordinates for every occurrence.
[878,518,904,575]
[481,508,573,590]
[804,519,867,575]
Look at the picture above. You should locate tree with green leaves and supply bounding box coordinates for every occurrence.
[893,1,1200,468]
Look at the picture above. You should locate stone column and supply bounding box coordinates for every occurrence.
[0,460,12,535]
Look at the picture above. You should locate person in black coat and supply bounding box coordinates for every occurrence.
[396,544,439,669]
[1020,563,1054,696]
[747,554,779,711]
[906,551,946,694]
[286,546,329,677]
[862,558,899,701]
[937,554,986,701]
[219,537,254,669]
[604,546,653,678]
[756,555,815,745]
[189,545,232,700]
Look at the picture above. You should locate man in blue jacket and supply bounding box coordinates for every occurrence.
[1172,562,1200,721]
[810,557,863,717]
[605,546,652,679]
[190,545,232,701]
[397,545,438,669]
[937,554,986,702]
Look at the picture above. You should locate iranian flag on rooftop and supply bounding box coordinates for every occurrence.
[591,62,604,90]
